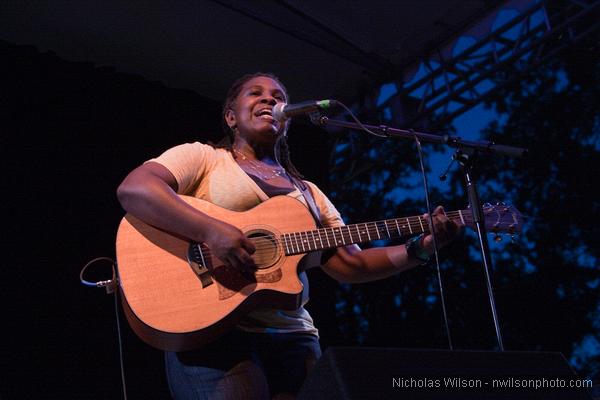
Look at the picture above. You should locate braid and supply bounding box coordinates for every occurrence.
[276,135,303,180]
[210,72,304,179]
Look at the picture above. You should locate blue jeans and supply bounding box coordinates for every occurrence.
[164,330,321,399]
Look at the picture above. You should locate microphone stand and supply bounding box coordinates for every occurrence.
[311,114,527,351]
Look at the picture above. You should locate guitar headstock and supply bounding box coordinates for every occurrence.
[456,203,523,238]
[482,202,523,235]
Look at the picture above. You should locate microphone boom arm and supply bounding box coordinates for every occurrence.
[312,114,527,158]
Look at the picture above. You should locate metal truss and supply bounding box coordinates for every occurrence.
[329,0,599,185]
[379,0,600,128]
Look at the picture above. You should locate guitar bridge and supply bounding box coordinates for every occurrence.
[187,242,213,288]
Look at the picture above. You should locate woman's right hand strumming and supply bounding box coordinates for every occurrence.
[203,218,257,273]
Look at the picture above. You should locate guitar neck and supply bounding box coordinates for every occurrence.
[281,210,468,255]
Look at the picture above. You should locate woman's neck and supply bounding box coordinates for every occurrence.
[233,138,277,163]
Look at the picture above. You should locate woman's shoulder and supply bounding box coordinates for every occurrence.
[174,141,227,153]
[165,141,232,159]
[147,141,232,171]
[300,179,343,225]
[302,180,325,197]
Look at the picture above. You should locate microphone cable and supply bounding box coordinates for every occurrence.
[409,130,453,351]
[80,257,128,400]
[331,101,454,350]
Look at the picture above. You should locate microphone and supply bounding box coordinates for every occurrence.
[272,100,337,121]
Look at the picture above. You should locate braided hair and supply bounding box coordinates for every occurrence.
[211,72,304,179]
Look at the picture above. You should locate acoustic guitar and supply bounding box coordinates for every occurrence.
[115,195,522,351]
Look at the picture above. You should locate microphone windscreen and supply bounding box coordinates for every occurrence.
[272,103,288,121]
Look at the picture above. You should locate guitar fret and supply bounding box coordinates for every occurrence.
[406,218,412,234]
[365,223,371,240]
[355,224,362,242]
[316,229,324,250]
[310,231,318,250]
[295,232,303,253]
[324,228,331,248]
[283,234,290,254]
[418,216,424,232]
[346,226,354,243]
[394,219,402,236]
[384,220,391,238]
[353,225,361,243]
[458,209,466,226]
[336,227,345,245]
[375,222,381,239]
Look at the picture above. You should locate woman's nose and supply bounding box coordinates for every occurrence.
[260,95,277,105]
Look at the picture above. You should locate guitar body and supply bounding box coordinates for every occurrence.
[116,195,316,351]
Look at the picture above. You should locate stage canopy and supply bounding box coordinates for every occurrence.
[0,0,506,103]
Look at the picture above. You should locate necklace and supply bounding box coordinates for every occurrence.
[234,149,286,181]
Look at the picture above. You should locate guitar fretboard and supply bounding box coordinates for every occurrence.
[281,211,467,255]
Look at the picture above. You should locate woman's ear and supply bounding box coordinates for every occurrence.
[225,109,237,130]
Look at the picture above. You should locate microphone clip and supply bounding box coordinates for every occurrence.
[309,111,326,126]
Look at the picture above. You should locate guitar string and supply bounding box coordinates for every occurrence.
[239,212,489,252]
[205,214,474,259]
[204,211,516,254]
[199,211,518,258]
[245,215,451,252]
[244,211,470,248]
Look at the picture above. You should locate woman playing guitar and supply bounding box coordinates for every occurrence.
[116,72,461,399]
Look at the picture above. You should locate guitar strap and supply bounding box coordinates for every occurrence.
[289,176,340,266]
[289,176,323,228]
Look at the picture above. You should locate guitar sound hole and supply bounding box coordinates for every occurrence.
[247,230,281,269]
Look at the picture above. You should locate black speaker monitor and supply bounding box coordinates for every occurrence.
[298,347,592,399]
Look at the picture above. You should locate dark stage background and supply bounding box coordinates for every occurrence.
[1,40,338,398]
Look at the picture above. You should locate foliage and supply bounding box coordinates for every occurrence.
[326,35,600,380]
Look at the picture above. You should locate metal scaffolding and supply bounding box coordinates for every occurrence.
[330,0,600,182]
[384,0,600,128]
